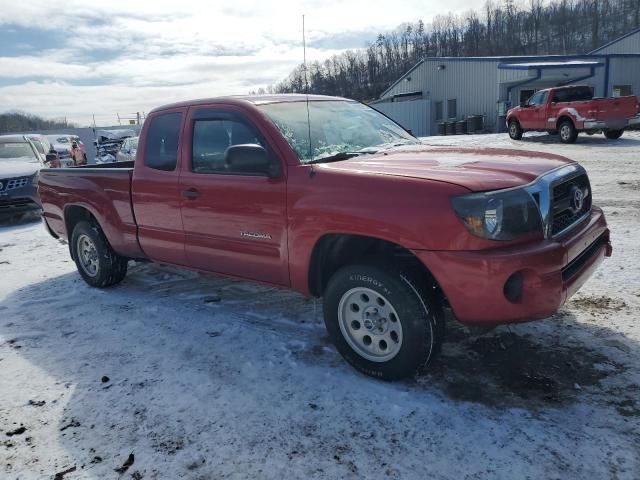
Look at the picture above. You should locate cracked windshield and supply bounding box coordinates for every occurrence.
[259,100,418,162]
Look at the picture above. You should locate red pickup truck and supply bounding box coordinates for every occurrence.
[507,85,640,143]
[38,94,612,380]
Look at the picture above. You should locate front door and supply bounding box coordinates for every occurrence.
[522,90,548,129]
[178,106,289,286]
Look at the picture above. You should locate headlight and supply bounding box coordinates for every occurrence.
[451,188,542,240]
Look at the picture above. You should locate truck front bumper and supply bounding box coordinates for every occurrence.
[414,207,610,326]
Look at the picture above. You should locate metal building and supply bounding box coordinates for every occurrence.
[371,28,640,137]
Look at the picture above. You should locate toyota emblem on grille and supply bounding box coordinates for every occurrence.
[571,185,584,211]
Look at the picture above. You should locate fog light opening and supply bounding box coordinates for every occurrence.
[504,272,523,303]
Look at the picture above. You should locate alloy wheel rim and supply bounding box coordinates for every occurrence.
[337,287,403,362]
[561,125,571,140]
[77,234,99,277]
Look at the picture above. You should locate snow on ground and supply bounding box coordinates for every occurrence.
[1,131,639,479]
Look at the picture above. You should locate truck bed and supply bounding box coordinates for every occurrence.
[38,161,144,258]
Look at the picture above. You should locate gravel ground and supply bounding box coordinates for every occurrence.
[1,131,639,479]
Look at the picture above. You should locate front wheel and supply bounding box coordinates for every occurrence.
[323,263,443,380]
[71,220,128,287]
[508,119,523,140]
[604,129,624,140]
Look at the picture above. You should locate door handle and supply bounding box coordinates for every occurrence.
[181,188,200,199]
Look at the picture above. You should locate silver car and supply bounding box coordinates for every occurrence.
[116,136,138,162]
[0,135,43,216]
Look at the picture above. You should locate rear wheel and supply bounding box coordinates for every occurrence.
[604,129,624,140]
[323,262,443,380]
[559,120,578,144]
[71,220,128,287]
[508,119,523,140]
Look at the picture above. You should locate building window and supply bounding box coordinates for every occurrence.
[434,101,443,121]
[612,85,633,97]
[447,99,457,119]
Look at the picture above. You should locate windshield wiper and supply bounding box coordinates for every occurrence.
[306,151,364,165]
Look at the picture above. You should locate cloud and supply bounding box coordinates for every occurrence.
[0,0,485,125]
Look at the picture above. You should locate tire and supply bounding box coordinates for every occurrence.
[604,129,624,140]
[558,120,578,144]
[71,220,128,287]
[508,119,523,140]
[323,262,443,380]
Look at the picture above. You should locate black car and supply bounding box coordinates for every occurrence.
[0,135,43,217]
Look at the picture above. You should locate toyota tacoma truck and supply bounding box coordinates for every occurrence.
[38,94,612,380]
[507,85,640,143]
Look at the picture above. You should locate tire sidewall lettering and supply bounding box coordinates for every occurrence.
[348,273,392,296]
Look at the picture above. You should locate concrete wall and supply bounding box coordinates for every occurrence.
[372,99,431,137]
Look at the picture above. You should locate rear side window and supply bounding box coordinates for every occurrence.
[553,87,593,103]
[144,112,182,171]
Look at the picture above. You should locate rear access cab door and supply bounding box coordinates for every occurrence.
[177,103,289,286]
[132,107,189,265]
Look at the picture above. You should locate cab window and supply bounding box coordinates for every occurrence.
[527,91,547,106]
[144,112,182,171]
[191,118,265,174]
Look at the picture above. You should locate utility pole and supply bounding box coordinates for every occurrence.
[136,112,141,125]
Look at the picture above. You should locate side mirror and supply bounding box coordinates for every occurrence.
[224,144,278,177]
[45,153,58,163]
[520,102,528,108]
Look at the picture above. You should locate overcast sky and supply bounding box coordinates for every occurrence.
[0,0,483,126]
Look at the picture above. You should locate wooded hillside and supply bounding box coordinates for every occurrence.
[0,111,73,134]
[271,0,640,101]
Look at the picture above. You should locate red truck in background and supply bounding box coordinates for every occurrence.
[38,94,611,380]
[507,85,640,143]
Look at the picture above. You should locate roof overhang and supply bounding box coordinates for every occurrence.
[498,60,603,70]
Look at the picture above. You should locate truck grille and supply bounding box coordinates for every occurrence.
[551,173,591,236]
[0,177,30,191]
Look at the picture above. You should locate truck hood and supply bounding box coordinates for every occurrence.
[0,159,41,178]
[319,146,573,191]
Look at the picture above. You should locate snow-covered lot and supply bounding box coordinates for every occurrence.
[1,132,639,479]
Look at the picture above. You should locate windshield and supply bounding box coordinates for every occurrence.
[31,139,45,154]
[0,142,39,162]
[258,100,418,163]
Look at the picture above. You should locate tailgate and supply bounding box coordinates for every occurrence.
[592,96,638,121]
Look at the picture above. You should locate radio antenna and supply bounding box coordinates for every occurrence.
[303,14,313,164]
